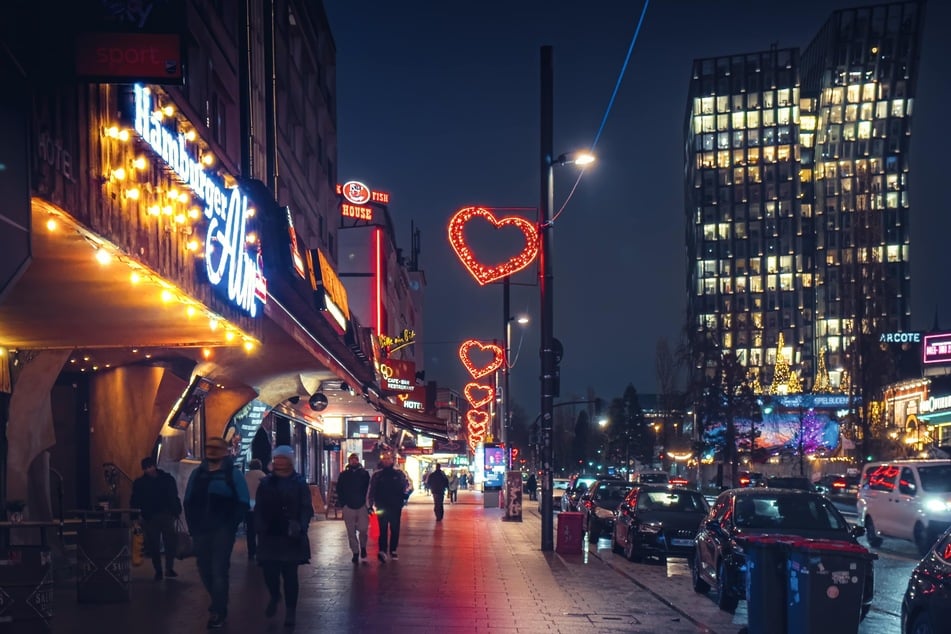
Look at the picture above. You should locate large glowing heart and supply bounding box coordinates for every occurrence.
[464,382,496,409]
[466,409,489,439]
[448,206,539,286]
[459,339,504,379]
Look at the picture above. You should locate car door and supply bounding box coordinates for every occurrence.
[892,466,919,540]
[866,463,900,536]
[697,494,730,579]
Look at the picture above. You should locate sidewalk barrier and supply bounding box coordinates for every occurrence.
[74,510,136,603]
[785,539,874,634]
[556,512,583,554]
[741,535,789,634]
[0,543,54,631]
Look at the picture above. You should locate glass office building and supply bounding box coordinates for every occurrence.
[685,1,924,388]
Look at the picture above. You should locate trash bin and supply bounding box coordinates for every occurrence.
[76,512,133,603]
[785,539,874,634]
[556,512,584,554]
[0,545,54,632]
[742,535,789,634]
[483,486,501,508]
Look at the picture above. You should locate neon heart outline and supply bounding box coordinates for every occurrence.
[459,339,504,379]
[464,382,496,409]
[448,206,539,286]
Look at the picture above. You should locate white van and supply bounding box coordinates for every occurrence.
[856,459,951,556]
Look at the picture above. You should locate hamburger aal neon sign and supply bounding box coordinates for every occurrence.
[133,84,265,317]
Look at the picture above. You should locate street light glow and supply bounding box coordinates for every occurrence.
[573,152,595,165]
[517,315,530,325]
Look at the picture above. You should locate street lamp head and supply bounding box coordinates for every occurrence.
[554,150,596,167]
[597,417,608,428]
[517,315,530,325]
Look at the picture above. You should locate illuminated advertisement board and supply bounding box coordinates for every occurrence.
[380,358,416,393]
[923,332,951,365]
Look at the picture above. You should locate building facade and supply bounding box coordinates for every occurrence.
[685,1,924,389]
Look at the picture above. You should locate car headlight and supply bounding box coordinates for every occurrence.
[594,507,615,520]
[924,498,951,513]
[638,522,662,534]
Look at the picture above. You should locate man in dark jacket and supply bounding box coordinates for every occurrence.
[336,453,371,563]
[183,437,250,630]
[367,450,411,562]
[130,456,182,580]
[426,463,449,521]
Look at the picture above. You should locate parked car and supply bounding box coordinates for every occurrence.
[901,525,951,634]
[764,476,814,491]
[550,478,571,511]
[612,485,709,562]
[578,480,632,537]
[633,470,670,485]
[737,471,765,488]
[562,474,624,512]
[815,473,860,496]
[692,488,872,614]
[857,459,951,556]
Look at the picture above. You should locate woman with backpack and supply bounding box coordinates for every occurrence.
[254,445,314,627]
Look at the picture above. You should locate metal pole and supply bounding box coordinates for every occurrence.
[539,45,555,551]
[503,277,511,469]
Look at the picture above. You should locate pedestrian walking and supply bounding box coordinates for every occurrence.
[244,459,266,560]
[255,445,314,627]
[130,456,182,581]
[336,452,370,563]
[183,437,250,630]
[426,463,449,521]
[526,473,538,501]
[367,450,411,562]
[447,471,459,503]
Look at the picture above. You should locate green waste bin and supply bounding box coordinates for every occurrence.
[0,545,54,631]
[742,535,788,634]
[785,538,874,634]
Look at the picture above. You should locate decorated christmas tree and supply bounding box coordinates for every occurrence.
[813,347,831,393]
[747,369,764,395]
[769,332,792,395]
[786,370,803,394]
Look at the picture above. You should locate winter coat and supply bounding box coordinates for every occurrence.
[448,474,459,492]
[336,464,370,509]
[427,469,449,495]
[130,469,182,520]
[183,458,250,535]
[368,466,411,511]
[254,472,314,563]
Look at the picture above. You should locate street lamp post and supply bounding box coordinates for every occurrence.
[502,277,512,469]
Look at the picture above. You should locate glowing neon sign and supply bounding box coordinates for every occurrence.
[466,409,489,447]
[133,84,265,317]
[464,382,495,409]
[448,206,539,286]
[458,339,504,379]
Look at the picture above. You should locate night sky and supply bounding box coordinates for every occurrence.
[323,1,951,413]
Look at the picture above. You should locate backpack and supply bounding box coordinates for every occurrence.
[186,465,242,532]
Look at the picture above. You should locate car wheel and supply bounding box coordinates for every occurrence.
[913,523,932,558]
[691,550,710,594]
[716,560,739,613]
[624,530,643,562]
[865,516,883,548]
[910,611,935,634]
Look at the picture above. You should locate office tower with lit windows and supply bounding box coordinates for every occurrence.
[684,1,924,389]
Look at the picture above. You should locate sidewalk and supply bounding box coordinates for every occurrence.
[43,490,738,633]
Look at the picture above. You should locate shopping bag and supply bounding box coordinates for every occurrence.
[175,518,194,559]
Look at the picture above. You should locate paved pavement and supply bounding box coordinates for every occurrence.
[35,490,742,634]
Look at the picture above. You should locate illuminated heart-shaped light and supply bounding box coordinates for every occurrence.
[448,206,539,286]
[464,382,496,409]
[466,409,489,443]
[459,339,504,379]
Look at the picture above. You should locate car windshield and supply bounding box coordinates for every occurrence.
[594,484,631,503]
[733,494,848,531]
[638,490,707,512]
[918,466,951,492]
[554,480,569,491]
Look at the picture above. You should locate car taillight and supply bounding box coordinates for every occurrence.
[739,477,750,486]
[833,481,845,489]
[584,501,593,509]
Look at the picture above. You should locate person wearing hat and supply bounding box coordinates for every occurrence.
[336,452,371,563]
[254,445,313,627]
[183,436,250,630]
[130,455,182,580]
[367,450,412,562]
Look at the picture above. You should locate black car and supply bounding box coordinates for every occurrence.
[692,488,873,614]
[901,525,951,634]
[612,485,709,562]
[579,480,632,537]
[562,474,624,512]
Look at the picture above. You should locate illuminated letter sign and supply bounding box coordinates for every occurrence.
[378,328,417,354]
[923,332,951,365]
[340,181,370,204]
[458,339,505,379]
[286,207,306,279]
[306,249,350,333]
[133,84,265,317]
[921,394,951,413]
[448,206,539,285]
[379,358,416,393]
[879,331,921,344]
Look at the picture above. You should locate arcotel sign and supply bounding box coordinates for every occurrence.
[133,84,266,317]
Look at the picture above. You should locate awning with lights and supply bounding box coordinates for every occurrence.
[372,398,450,441]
